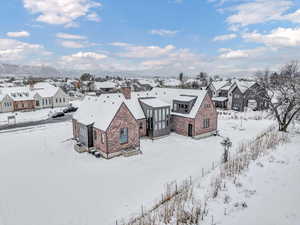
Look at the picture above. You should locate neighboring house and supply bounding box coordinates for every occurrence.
[34,87,69,109]
[162,79,182,87]
[10,91,36,111]
[33,82,69,109]
[228,81,268,112]
[72,87,218,159]
[0,82,69,113]
[207,81,231,109]
[0,94,14,113]
[0,87,35,111]
[93,81,117,93]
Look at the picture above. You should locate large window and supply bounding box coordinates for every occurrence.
[203,119,210,129]
[120,128,128,144]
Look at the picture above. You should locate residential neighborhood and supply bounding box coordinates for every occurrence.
[1,1,300,225]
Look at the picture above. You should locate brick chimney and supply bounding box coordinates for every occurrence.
[120,86,131,99]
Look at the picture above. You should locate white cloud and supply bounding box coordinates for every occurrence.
[6,31,30,38]
[0,38,49,61]
[62,52,107,62]
[226,0,292,27]
[242,27,300,48]
[150,29,179,37]
[213,33,237,41]
[284,9,300,23]
[60,41,85,48]
[86,12,101,22]
[219,47,266,59]
[56,33,87,40]
[114,43,176,58]
[23,0,101,27]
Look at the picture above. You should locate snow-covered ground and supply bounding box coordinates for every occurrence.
[0,118,274,225]
[0,100,82,126]
[201,132,300,225]
[0,108,64,125]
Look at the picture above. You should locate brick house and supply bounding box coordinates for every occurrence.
[72,92,145,159]
[72,87,218,159]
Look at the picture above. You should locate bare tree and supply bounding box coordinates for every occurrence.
[257,61,300,132]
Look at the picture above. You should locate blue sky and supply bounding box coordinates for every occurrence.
[0,0,300,76]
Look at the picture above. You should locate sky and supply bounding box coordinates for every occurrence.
[0,0,300,76]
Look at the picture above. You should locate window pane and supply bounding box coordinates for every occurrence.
[162,109,165,120]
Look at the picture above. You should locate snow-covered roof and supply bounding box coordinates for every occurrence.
[0,87,34,101]
[94,81,117,89]
[33,82,56,90]
[212,97,228,102]
[73,93,145,130]
[138,79,158,87]
[235,81,256,93]
[133,88,208,118]
[0,94,7,102]
[73,97,123,130]
[35,87,59,98]
[163,79,181,87]
[211,81,230,91]
[0,82,65,100]
[173,96,196,102]
[140,98,170,108]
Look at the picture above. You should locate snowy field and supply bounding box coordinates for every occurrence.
[0,100,82,126]
[0,118,274,225]
[202,132,300,225]
[0,107,65,125]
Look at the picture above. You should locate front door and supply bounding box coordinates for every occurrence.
[188,124,193,137]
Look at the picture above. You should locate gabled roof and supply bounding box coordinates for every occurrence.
[162,79,181,87]
[94,81,117,89]
[234,81,256,93]
[34,87,59,98]
[211,81,231,91]
[73,97,124,130]
[73,94,145,131]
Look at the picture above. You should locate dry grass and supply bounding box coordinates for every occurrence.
[118,125,290,225]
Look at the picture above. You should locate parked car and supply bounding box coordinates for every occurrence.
[63,106,78,113]
[51,112,65,118]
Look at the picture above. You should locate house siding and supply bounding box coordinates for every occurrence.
[13,100,35,111]
[106,104,140,156]
[194,94,218,136]
[138,119,147,137]
[231,87,244,111]
[93,128,108,154]
[171,115,195,136]
[72,119,79,139]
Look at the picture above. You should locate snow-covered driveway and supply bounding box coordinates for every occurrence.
[0,119,273,225]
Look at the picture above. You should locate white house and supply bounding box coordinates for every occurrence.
[32,82,69,109]
[0,82,69,113]
[0,94,14,113]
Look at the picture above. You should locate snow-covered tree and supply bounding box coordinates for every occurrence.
[257,61,300,132]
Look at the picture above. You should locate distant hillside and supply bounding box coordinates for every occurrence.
[0,63,62,77]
